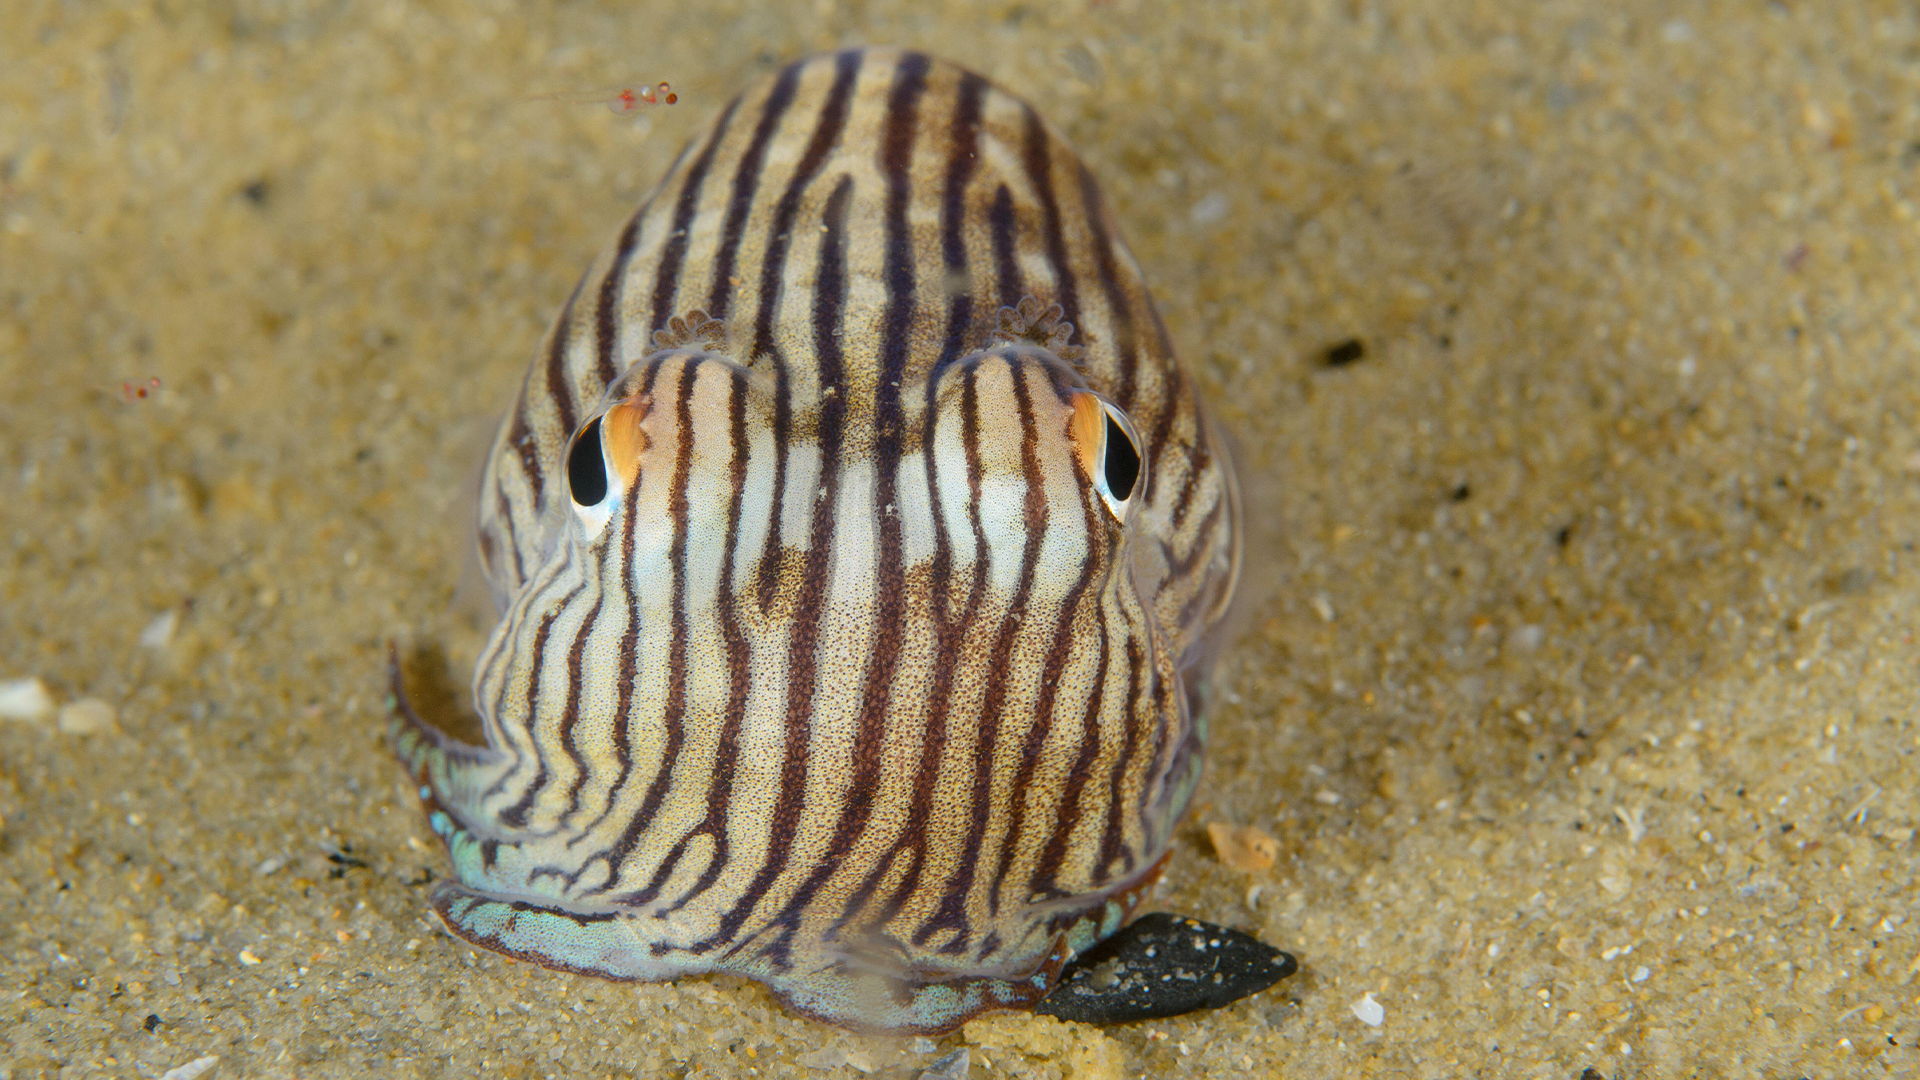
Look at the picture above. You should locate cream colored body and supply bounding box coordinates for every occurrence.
[393,47,1239,1032]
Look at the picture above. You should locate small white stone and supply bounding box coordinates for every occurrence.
[160,1057,220,1080]
[57,698,117,735]
[1189,192,1230,226]
[1351,991,1385,1026]
[1631,965,1651,983]
[0,677,55,723]
[140,609,179,650]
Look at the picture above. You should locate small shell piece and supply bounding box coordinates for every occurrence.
[140,608,180,650]
[0,677,56,724]
[1206,821,1279,872]
[159,1057,220,1080]
[57,698,118,735]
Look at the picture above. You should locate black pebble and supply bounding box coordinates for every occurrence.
[241,178,270,206]
[1579,1069,1605,1080]
[1323,338,1366,367]
[144,1014,163,1032]
[1034,913,1297,1025]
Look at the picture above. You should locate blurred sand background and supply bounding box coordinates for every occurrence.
[4,1,1919,1077]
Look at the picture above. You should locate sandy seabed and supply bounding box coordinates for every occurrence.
[3,2,1919,1077]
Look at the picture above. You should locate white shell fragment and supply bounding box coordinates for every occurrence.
[159,1057,220,1080]
[1351,991,1385,1027]
[140,608,180,649]
[0,677,56,723]
[57,697,118,735]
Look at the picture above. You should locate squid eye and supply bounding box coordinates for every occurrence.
[1101,412,1140,502]
[567,416,608,506]
[565,395,648,542]
[1070,393,1147,520]
[566,416,616,541]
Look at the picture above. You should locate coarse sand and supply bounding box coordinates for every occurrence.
[3,2,1918,1077]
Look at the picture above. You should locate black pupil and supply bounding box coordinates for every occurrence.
[1102,414,1140,502]
[568,417,608,506]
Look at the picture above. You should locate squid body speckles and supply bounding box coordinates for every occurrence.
[391,46,1241,1033]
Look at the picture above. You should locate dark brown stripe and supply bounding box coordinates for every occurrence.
[926,69,988,621]
[475,522,500,582]
[1166,490,1224,581]
[569,366,656,850]
[657,366,752,913]
[477,559,576,800]
[495,484,526,586]
[599,361,701,890]
[874,51,929,417]
[983,370,1081,917]
[649,96,745,334]
[710,169,858,967]
[595,216,641,388]
[1075,161,1141,407]
[785,50,928,935]
[932,72,987,381]
[506,395,543,509]
[706,64,804,318]
[1020,104,1081,344]
[496,603,562,826]
[1095,636,1147,881]
[594,138,693,388]
[1141,307,1180,504]
[750,49,863,611]
[1137,651,1189,838]
[556,588,607,823]
[1168,423,1211,531]
[909,359,985,946]
[989,183,1023,309]
[922,356,1049,954]
[1027,622,1109,901]
[1029,407,1128,896]
[882,84,991,937]
[544,276,587,442]
[867,356,993,936]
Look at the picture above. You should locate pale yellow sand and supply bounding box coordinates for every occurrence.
[3,2,1917,1077]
